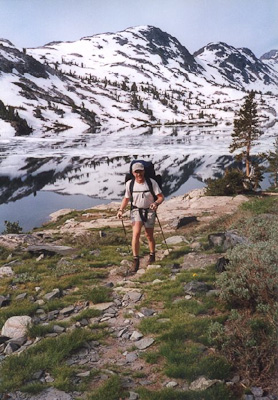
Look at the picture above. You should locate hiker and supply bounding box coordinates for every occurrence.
[117,161,164,273]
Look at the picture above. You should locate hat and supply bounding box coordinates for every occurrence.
[132,162,144,172]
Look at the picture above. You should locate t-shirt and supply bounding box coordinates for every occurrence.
[125,178,162,209]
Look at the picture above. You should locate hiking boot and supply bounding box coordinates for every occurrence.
[148,252,155,264]
[130,256,140,274]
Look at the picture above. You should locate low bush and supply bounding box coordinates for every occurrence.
[217,241,278,309]
[205,169,246,196]
[209,307,278,386]
[212,231,278,387]
[2,220,23,234]
[239,214,278,242]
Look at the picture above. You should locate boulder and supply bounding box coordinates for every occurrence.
[208,231,248,250]
[27,244,75,256]
[165,236,187,245]
[134,337,154,350]
[44,288,61,301]
[208,233,225,247]
[1,315,32,339]
[223,230,248,250]
[189,376,221,391]
[0,295,11,307]
[215,257,229,272]
[28,387,74,400]
[184,281,212,295]
[171,216,198,229]
[0,266,14,278]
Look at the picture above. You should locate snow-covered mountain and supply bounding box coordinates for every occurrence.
[194,42,278,91]
[0,26,277,206]
[0,25,277,135]
[261,49,278,74]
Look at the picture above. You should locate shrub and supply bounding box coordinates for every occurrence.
[2,220,23,234]
[213,237,278,386]
[239,214,278,242]
[209,308,278,385]
[217,241,278,310]
[205,169,246,196]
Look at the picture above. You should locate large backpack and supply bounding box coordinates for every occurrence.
[125,160,162,207]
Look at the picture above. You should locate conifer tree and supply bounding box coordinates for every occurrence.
[266,137,278,189]
[230,91,261,178]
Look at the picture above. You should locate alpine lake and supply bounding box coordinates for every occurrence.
[0,125,273,233]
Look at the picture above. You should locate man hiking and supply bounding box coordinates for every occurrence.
[117,162,164,274]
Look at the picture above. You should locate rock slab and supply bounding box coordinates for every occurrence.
[1,316,32,339]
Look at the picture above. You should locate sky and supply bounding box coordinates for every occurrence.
[0,0,277,57]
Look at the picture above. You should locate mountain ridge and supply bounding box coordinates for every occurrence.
[0,25,277,134]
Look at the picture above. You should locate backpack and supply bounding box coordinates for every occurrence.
[124,160,162,207]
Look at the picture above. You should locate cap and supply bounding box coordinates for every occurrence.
[132,162,144,172]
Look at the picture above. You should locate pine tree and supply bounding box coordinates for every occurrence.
[131,82,138,92]
[266,137,278,189]
[230,91,261,178]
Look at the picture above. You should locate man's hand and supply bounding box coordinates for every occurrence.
[117,209,123,219]
[149,202,158,211]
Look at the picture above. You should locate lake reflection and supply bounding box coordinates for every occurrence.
[0,191,109,233]
[0,125,273,231]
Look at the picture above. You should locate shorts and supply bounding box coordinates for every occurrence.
[130,208,156,228]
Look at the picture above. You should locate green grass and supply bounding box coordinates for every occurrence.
[88,375,127,400]
[82,285,112,303]
[241,195,278,215]
[71,308,101,321]
[2,194,276,396]
[27,321,69,338]
[0,328,96,392]
[138,384,236,400]
[160,316,222,346]
[0,301,39,329]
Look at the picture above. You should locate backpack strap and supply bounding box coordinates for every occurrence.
[145,176,157,201]
[130,177,157,210]
[129,178,135,209]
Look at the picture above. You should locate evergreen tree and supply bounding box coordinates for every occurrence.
[131,82,138,92]
[230,91,261,178]
[230,91,262,178]
[266,137,278,189]
[121,81,128,91]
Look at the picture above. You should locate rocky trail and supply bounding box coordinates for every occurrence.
[0,189,275,400]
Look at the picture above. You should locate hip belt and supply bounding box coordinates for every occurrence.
[131,205,151,223]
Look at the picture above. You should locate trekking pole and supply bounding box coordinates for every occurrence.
[121,218,130,252]
[155,212,169,252]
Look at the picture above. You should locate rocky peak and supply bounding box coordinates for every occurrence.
[194,41,236,58]
[195,41,277,87]
[260,49,278,61]
[0,38,15,48]
[130,25,199,71]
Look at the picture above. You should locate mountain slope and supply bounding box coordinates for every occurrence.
[0,25,277,135]
[0,39,100,135]
[194,42,278,89]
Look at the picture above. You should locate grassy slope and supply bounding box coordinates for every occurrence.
[0,195,277,399]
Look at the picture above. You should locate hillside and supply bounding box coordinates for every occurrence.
[0,26,277,136]
[0,190,278,399]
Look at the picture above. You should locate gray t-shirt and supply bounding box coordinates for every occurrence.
[125,178,161,209]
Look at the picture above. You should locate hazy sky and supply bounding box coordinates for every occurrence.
[0,0,277,57]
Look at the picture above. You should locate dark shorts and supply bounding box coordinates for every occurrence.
[130,208,156,228]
